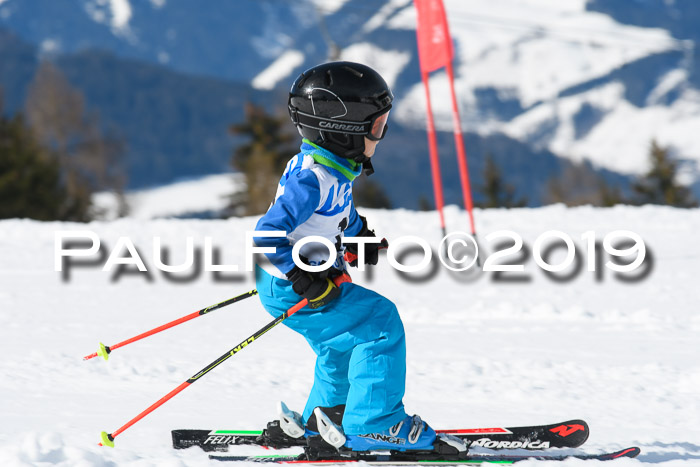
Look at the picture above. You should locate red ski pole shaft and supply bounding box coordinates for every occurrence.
[99,296,309,447]
[84,289,258,361]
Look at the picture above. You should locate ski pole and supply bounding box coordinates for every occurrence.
[84,289,258,361]
[343,238,389,265]
[99,295,312,448]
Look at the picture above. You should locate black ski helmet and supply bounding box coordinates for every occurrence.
[288,61,393,165]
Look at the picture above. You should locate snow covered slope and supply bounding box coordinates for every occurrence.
[0,205,699,465]
[92,173,244,220]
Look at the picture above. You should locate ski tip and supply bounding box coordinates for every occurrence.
[566,419,589,431]
[547,419,590,448]
[100,431,115,448]
[614,446,641,458]
[97,342,110,361]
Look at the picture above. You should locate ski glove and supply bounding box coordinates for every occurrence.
[345,216,389,267]
[286,266,340,309]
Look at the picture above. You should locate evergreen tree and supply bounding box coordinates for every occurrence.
[0,109,78,220]
[477,153,527,208]
[228,103,296,216]
[632,140,698,207]
[417,195,432,211]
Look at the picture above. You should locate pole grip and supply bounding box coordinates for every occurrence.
[343,240,388,265]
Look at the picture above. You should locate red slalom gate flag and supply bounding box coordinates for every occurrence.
[415,0,453,73]
[414,0,477,237]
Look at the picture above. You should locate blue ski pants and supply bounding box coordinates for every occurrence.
[255,267,407,435]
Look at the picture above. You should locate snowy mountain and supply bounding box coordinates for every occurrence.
[0,0,351,82]
[0,204,699,464]
[1,0,698,203]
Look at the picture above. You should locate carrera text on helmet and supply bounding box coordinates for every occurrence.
[317,121,367,133]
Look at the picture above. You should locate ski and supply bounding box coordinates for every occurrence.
[172,419,589,452]
[208,446,640,464]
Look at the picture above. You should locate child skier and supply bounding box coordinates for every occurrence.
[253,61,466,454]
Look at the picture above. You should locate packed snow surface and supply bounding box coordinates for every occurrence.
[0,205,699,465]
